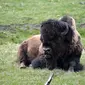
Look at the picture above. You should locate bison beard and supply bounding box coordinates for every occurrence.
[39,19,83,72]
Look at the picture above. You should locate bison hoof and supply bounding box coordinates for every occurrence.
[20,62,26,69]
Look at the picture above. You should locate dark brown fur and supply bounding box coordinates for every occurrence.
[39,19,83,71]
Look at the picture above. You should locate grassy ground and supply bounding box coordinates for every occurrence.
[0,0,85,26]
[0,0,85,85]
[0,29,40,44]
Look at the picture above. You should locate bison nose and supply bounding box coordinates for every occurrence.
[43,47,51,54]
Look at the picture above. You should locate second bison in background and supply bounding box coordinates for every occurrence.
[39,19,83,71]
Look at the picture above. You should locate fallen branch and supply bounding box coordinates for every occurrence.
[44,73,54,85]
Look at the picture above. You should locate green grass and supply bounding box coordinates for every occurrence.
[0,29,40,45]
[0,0,85,26]
[77,28,85,47]
[78,28,85,38]
[0,0,85,85]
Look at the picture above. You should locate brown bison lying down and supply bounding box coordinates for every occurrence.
[17,35,46,68]
[17,16,83,72]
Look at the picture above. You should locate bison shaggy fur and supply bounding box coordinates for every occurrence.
[39,19,83,71]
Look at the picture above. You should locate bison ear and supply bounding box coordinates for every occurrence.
[59,15,76,30]
[65,26,73,43]
[61,23,69,35]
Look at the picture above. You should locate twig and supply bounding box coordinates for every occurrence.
[44,73,54,85]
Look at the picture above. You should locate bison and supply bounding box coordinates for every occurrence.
[39,19,83,71]
[17,16,83,72]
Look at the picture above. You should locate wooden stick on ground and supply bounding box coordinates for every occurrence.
[44,73,54,85]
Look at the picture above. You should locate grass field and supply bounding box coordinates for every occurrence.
[0,0,85,85]
[0,0,85,26]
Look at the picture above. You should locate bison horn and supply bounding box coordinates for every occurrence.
[61,23,69,35]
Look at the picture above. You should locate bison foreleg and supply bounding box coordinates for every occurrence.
[68,61,76,72]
